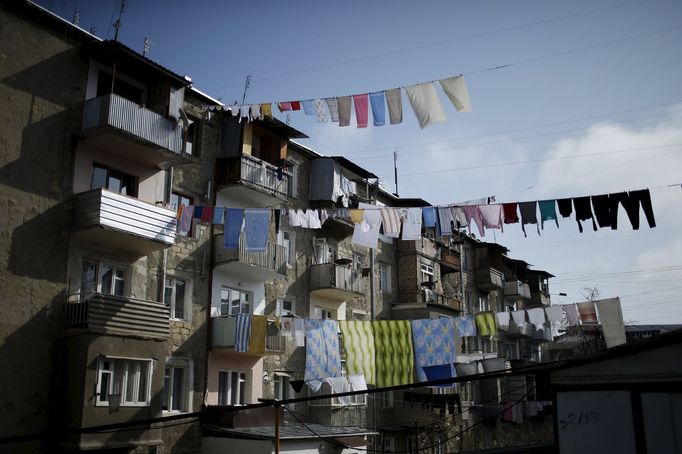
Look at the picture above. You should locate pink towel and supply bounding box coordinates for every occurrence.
[353,93,369,128]
[278,102,292,112]
[463,205,485,237]
[480,204,504,232]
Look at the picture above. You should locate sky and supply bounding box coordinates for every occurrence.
[40,0,682,324]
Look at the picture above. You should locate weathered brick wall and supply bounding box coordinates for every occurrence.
[0,6,89,450]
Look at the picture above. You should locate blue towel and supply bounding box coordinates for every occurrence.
[193,206,204,219]
[301,99,316,115]
[369,91,386,126]
[212,207,225,225]
[224,208,243,250]
[422,207,436,228]
[411,318,457,383]
[244,209,271,252]
[304,319,342,387]
[423,364,455,385]
[538,199,559,229]
[454,315,477,337]
[235,314,252,352]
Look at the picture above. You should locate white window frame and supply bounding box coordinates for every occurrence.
[82,259,128,297]
[273,372,292,401]
[163,357,192,413]
[420,262,434,284]
[352,252,365,271]
[164,277,190,321]
[277,230,295,267]
[220,287,251,316]
[379,263,391,293]
[313,306,334,320]
[218,370,247,406]
[276,298,296,317]
[478,292,489,312]
[96,356,153,407]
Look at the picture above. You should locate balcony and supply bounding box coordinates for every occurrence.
[310,263,366,300]
[81,93,188,168]
[505,322,533,338]
[73,188,176,255]
[474,267,504,291]
[531,291,551,307]
[396,290,463,313]
[64,293,169,339]
[214,234,286,280]
[504,280,531,301]
[265,320,286,353]
[216,155,291,207]
[211,315,270,353]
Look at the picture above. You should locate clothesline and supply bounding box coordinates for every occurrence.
[175,186,662,249]
[205,73,472,130]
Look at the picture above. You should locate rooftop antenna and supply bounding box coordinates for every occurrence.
[393,150,399,197]
[89,26,96,35]
[72,10,80,26]
[241,74,252,105]
[142,37,152,57]
[112,0,126,42]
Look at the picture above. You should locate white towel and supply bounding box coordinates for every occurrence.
[495,311,511,329]
[347,374,367,391]
[527,307,547,330]
[293,318,305,347]
[563,304,580,325]
[595,298,626,348]
[438,75,472,112]
[380,208,401,238]
[450,206,468,229]
[325,376,351,404]
[306,210,321,229]
[401,207,422,240]
[479,204,504,232]
[511,310,526,326]
[352,203,382,248]
[544,305,564,324]
[297,209,309,228]
[404,82,447,129]
[288,209,301,227]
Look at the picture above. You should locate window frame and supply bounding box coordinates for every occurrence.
[218,369,247,406]
[379,262,391,293]
[90,163,137,197]
[420,262,434,284]
[352,252,366,271]
[220,287,251,316]
[82,259,128,297]
[273,373,292,401]
[96,356,153,407]
[164,276,190,321]
[163,357,191,413]
[276,298,296,317]
[277,229,295,267]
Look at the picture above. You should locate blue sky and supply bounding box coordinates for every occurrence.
[41,0,682,323]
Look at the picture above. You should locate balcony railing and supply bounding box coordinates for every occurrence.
[474,267,504,290]
[82,93,183,154]
[396,290,463,312]
[211,315,272,352]
[216,155,290,200]
[309,263,366,298]
[504,280,531,300]
[265,320,286,352]
[64,293,169,339]
[214,234,286,278]
[73,188,176,253]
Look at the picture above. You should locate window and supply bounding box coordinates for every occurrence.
[220,287,251,316]
[274,373,292,401]
[287,163,299,199]
[276,298,296,317]
[96,357,152,406]
[314,238,335,264]
[82,260,127,297]
[478,292,489,312]
[163,358,190,412]
[170,192,193,237]
[218,370,246,405]
[96,69,144,104]
[184,118,200,156]
[379,263,391,293]
[463,249,472,271]
[420,263,434,285]
[164,277,189,321]
[352,252,365,270]
[313,306,334,320]
[91,164,136,196]
[277,230,295,266]
[351,310,367,321]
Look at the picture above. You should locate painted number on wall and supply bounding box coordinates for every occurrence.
[559,412,598,431]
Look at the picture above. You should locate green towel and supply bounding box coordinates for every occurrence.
[248,315,267,354]
[475,312,497,337]
[374,320,414,387]
[339,320,376,385]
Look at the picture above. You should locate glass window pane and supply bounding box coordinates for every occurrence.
[113,269,125,296]
[108,174,122,193]
[91,166,107,190]
[100,263,113,295]
[100,371,111,403]
[238,373,246,404]
[125,363,136,402]
[172,367,184,411]
[81,261,97,295]
[231,372,239,404]
[174,280,186,320]
[138,362,148,403]
[163,367,171,410]
[218,371,228,405]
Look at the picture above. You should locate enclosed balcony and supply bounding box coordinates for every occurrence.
[73,188,177,255]
[505,322,533,338]
[216,155,291,207]
[211,315,269,354]
[504,280,531,301]
[474,267,504,291]
[214,234,286,280]
[64,293,169,339]
[81,93,189,168]
[310,263,366,300]
[395,290,463,313]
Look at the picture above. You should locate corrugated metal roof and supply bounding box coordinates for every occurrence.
[204,423,377,440]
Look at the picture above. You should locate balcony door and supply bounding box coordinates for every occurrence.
[220,287,251,316]
[314,238,336,264]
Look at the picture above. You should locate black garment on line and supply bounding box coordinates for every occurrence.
[289,380,305,393]
[591,194,612,228]
[274,209,281,234]
[621,189,656,229]
[608,192,629,230]
[518,201,540,237]
[573,196,597,233]
[557,198,573,218]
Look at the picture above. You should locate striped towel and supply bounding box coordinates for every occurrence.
[235,314,252,352]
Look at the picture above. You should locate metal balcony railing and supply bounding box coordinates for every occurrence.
[214,234,286,276]
[309,263,366,295]
[216,155,290,199]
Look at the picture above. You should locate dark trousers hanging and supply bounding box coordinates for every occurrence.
[573,196,597,232]
[622,189,656,229]
[591,194,612,228]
